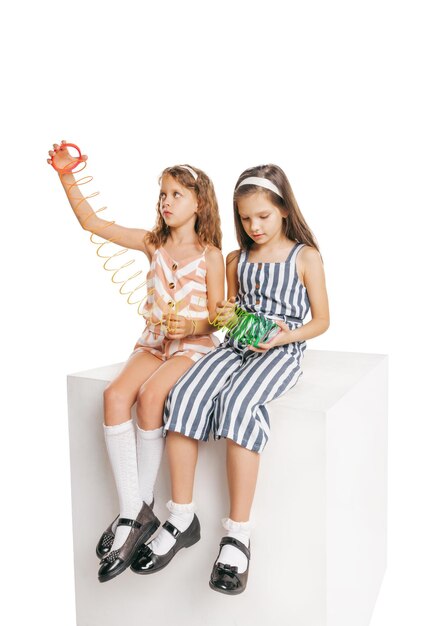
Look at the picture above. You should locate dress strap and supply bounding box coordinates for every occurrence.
[285,242,305,264]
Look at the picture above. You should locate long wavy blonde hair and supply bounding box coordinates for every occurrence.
[146,165,222,249]
[233,164,320,253]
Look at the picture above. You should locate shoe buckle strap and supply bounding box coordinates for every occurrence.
[163,520,180,538]
[117,517,142,530]
[219,536,250,560]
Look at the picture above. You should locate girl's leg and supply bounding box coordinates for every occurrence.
[133,347,243,570]
[167,431,198,504]
[131,428,202,575]
[209,440,258,594]
[144,431,199,556]
[103,350,163,426]
[99,354,196,579]
[136,355,195,429]
[216,440,259,572]
[102,351,163,550]
[212,349,287,574]
[135,355,195,506]
[226,439,260,522]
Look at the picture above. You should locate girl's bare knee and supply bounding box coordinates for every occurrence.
[136,384,164,430]
[103,383,131,415]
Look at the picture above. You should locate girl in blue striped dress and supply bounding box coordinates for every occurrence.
[131,164,330,595]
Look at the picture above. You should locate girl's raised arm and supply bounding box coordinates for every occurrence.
[48,141,152,258]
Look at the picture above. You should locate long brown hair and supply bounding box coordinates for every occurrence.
[146,165,222,249]
[233,164,319,253]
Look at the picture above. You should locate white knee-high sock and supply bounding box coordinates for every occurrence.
[149,500,195,555]
[103,420,141,551]
[218,518,252,574]
[136,425,165,506]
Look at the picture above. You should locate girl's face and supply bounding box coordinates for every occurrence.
[237,192,288,244]
[159,174,198,227]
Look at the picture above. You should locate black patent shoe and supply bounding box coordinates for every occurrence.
[131,514,201,575]
[97,502,160,583]
[209,536,251,595]
[95,499,155,559]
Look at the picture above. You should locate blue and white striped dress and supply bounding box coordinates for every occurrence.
[163,242,310,453]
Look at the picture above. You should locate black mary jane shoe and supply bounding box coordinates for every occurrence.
[97,502,160,583]
[130,514,201,575]
[96,499,155,559]
[209,536,251,595]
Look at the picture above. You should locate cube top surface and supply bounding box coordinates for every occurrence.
[69,350,387,413]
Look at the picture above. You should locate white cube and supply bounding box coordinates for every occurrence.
[67,349,388,626]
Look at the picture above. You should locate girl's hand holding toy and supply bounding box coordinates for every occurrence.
[164,313,195,339]
[47,140,88,173]
[215,296,238,327]
[247,319,291,352]
[217,308,283,348]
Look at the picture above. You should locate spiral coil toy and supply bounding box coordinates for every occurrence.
[52,144,280,345]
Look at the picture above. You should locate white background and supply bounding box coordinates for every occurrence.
[1,1,422,624]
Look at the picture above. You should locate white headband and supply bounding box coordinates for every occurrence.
[236,176,283,199]
[178,165,198,181]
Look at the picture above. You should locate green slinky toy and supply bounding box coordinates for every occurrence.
[223,308,280,347]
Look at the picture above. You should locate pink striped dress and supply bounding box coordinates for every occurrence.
[131,246,219,362]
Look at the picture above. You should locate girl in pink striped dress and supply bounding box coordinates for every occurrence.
[47,141,224,583]
[132,243,220,362]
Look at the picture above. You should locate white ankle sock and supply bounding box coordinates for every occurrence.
[103,420,141,551]
[218,518,252,574]
[136,425,165,506]
[149,500,195,556]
